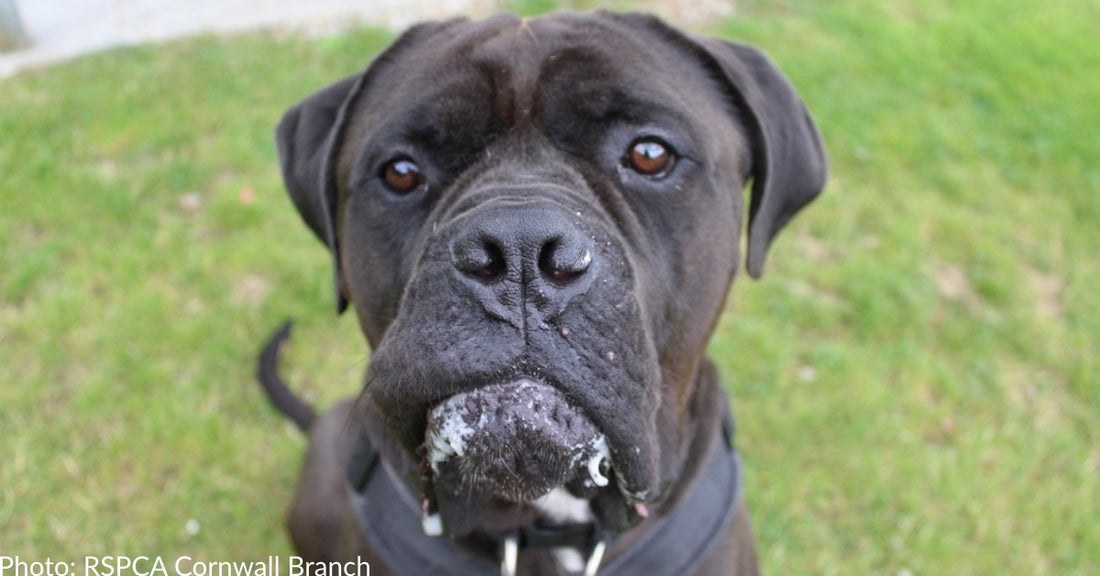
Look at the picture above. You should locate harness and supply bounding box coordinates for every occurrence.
[346,406,742,576]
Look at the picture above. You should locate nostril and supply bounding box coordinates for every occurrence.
[538,239,592,285]
[452,239,507,283]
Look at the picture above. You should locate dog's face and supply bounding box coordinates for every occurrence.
[277,12,825,536]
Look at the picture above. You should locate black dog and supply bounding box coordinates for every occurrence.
[259,11,825,575]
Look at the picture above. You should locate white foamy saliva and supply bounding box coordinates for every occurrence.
[584,435,611,487]
[421,512,443,537]
[426,394,484,473]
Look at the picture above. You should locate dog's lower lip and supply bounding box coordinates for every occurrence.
[583,435,612,488]
[422,379,620,501]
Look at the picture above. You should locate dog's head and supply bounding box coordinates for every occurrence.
[276,12,825,535]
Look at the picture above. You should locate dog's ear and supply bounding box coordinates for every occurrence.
[698,38,828,278]
[276,73,366,315]
[276,20,465,314]
[276,74,360,249]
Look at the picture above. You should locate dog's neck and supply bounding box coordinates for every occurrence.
[530,487,598,572]
[355,360,734,574]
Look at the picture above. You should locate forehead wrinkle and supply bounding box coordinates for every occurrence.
[470,19,548,134]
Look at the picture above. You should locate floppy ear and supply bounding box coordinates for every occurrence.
[275,73,367,315]
[698,38,828,278]
[275,20,466,314]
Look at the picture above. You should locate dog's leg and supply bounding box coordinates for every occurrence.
[257,322,358,562]
[287,400,357,561]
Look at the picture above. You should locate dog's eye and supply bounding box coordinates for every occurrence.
[626,138,676,177]
[381,158,423,193]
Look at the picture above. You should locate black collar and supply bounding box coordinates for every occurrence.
[346,405,742,575]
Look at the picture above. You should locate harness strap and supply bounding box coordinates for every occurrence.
[349,444,496,575]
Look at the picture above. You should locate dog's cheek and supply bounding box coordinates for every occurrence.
[339,195,427,343]
[342,249,400,345]
[589,488,635,531]
[545,286,663,496]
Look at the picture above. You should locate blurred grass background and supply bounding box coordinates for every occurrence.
[1,0,1097,572]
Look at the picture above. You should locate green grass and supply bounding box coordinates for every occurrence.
[711,1,1100,573]
[0,31,387,557]
[2,0,1097,572]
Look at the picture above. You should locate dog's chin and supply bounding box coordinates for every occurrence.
[422,380,629,535]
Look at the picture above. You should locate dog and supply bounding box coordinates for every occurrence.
[258,11,826,575]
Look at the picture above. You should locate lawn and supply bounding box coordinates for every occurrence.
[1,0,1097,573]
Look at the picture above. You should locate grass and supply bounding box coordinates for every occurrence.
[1,0,1097,572]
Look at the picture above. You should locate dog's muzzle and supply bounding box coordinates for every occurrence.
[368,187,663,535]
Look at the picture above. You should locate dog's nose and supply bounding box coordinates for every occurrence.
[451,226,591,284]
[450,203,595,318]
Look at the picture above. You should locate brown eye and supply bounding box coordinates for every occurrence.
[627,139,676,177]
[381,158,422,193]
